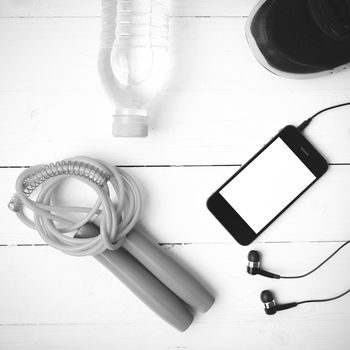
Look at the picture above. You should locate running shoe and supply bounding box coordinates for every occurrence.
[246,0,350,78]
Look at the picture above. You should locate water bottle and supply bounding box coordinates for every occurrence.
[99,0,170,137]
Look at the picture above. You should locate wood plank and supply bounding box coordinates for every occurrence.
[0,242,349,349]
[0,89,349,165]
[0,0,258,17]
[0,321,349,350]
[1,17,350,165]
[1,165,350,245]
[1,18,350,92]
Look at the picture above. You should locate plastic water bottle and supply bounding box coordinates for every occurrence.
[99,0,170,137]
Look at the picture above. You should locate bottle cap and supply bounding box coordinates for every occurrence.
[112,109,148,137]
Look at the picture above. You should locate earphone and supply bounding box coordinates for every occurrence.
[260,290,297,315]
[247,242,350,279]
[247,245,350,314]
[260,289,350,315]
[247,250,280,279]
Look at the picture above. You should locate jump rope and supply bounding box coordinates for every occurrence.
[8,156,214,331]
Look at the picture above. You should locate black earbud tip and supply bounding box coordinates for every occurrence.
[260,290,274,303]
[248,250,260,262]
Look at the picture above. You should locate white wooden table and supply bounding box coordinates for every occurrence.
[1,1,350,349]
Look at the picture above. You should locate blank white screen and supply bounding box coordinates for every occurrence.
[219,137,316,233]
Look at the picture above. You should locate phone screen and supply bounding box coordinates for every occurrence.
[219,137,316,233]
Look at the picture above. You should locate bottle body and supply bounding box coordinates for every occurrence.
[100,0,169,137]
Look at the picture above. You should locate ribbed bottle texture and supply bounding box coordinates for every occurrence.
[109,0,169,137]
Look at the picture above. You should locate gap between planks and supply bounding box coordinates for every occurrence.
[0,15,248,19]
[1,241,349,248]
[0,163,350,169]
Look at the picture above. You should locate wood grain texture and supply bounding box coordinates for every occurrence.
[1,321,349,350]
[0,243,349,349]
[1,0,350,349]
[0,17,350,165]
[0,0,258,17]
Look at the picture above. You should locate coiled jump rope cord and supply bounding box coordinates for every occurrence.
[8,156,141,256]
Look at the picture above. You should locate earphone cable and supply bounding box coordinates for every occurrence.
[297,102,350,131]
[297,288,350,305]
[279,241,350,279]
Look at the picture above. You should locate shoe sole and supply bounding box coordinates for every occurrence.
[245,0,350,79]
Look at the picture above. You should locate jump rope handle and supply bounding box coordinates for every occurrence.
[76,223,193,331]
[124,229,215,312]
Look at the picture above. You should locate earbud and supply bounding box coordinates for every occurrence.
[253,243,350,315]
[260,290,298,315]
[247,250,260,275]
[247,250,280,279]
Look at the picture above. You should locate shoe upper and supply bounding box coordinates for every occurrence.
[309,0,350,43]
[249,0,350,74]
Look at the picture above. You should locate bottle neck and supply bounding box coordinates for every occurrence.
[113,108,148,137]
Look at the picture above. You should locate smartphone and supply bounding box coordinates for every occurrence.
[207,125,328,245]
